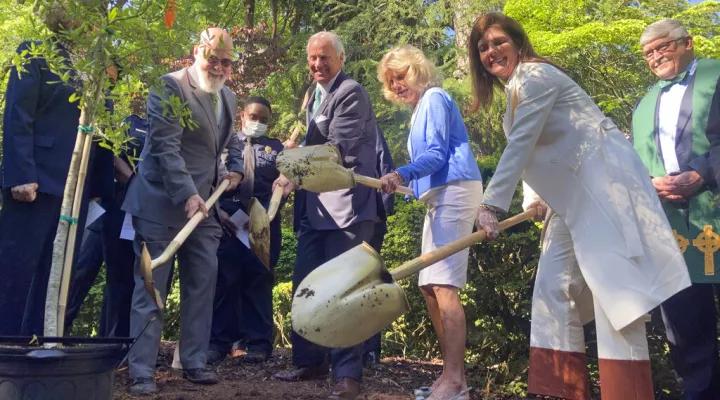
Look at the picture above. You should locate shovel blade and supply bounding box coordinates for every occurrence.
[140,242,164,310]
[292,243,410,348]
[248,198,271,270]
[276,145,355,193]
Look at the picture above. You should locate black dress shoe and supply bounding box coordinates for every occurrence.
[273,362,330,381]
[184,368,219,384]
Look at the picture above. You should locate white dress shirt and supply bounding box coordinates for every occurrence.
[657,58,698,174]
[317,71,342,100]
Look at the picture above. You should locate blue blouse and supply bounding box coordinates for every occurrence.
[396,87,482,198]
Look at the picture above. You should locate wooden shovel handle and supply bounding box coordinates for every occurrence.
[390,208,537,281]
[150,179,231,269]
[267,183,284,222]
[287,87,312,144]
[353,174,415,197]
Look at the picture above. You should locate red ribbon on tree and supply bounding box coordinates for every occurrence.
[164,0,178,29]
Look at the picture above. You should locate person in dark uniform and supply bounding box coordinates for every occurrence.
[99,114,148,337]
[0,35,115,336]
[208,96,285,364]
[363,127,395,369]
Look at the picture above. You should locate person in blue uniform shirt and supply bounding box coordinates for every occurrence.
[208,96,286,364]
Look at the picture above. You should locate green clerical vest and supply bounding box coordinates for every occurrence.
[632,58,720,283]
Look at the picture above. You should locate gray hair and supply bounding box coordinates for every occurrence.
[307,31,345,60]
[640,19,689,46]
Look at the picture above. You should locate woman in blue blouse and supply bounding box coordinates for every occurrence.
[378,44,482,400]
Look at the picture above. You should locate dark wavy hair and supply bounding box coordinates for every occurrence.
[468,12,557,112]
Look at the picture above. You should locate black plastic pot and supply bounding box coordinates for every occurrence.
[0,339,129,400]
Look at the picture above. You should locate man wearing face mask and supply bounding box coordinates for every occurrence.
[207,96,285,365]
[632,19,720,399]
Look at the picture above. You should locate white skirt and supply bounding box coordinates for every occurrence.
[417,180,483,288]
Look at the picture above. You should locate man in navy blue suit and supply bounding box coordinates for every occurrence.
[0,36,114,336]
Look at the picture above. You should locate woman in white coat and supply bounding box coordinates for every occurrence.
[468,12,691,400]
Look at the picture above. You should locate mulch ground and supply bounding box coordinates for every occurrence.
[112,342,531,400]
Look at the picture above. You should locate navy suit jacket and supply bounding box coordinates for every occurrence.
[302,71,378,230]
[2,39,113,199]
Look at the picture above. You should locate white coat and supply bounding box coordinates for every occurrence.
[482,62,692,331]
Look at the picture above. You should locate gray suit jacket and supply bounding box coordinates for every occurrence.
[122,66,243,228]
[303,71,378,230]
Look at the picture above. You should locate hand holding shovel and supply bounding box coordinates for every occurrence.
[140,179,231,309]
[291,208,537,348]
[276,145,414,196]
[247,175,288,270]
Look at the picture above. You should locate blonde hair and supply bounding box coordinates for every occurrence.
[377,45,441,104]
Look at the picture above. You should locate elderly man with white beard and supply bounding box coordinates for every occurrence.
[121,27,244,395]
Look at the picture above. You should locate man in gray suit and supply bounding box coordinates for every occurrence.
[273,31,378,400]
[121,27,244,395]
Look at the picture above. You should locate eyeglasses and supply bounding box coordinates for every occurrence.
[643,38,686,60]
[206,55,233,68]
[198,45,235,67]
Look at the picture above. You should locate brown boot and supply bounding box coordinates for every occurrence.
[328,377,360,400]
[273,362,330,381]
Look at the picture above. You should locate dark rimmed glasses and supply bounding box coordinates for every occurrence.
[643,37,686,60]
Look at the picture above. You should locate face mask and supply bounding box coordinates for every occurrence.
[244,120,268,138]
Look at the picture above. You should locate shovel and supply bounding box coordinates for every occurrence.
[140,179,231,309]
[276,144,414,196]
[247,183,285,270]
[291,208,537,348]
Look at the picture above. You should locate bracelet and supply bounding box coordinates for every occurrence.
[393,170,404,184]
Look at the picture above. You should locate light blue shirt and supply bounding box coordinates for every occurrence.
[396,87,482,198]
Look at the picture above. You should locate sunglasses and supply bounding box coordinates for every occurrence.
[206,55,233,68]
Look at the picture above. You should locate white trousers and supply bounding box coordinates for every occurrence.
[528,213,654,400]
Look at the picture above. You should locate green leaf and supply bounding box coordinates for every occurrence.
[108,7,118,22]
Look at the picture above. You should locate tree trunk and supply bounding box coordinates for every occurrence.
[44,37,108,341]
[244,0,255,28]
[56,129,94,335]
[452,0,474,80]
[43,110,91,341]
[270,0,278,38]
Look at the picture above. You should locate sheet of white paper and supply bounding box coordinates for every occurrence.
[230,208,250,248]
[120,212,136,241]
[85,200,106,229]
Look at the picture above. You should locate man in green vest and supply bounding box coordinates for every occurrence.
[632,18,720,400]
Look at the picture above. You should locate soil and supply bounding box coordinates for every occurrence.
[112,342,530,400]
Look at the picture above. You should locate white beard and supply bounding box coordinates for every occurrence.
[194,63,227,93]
